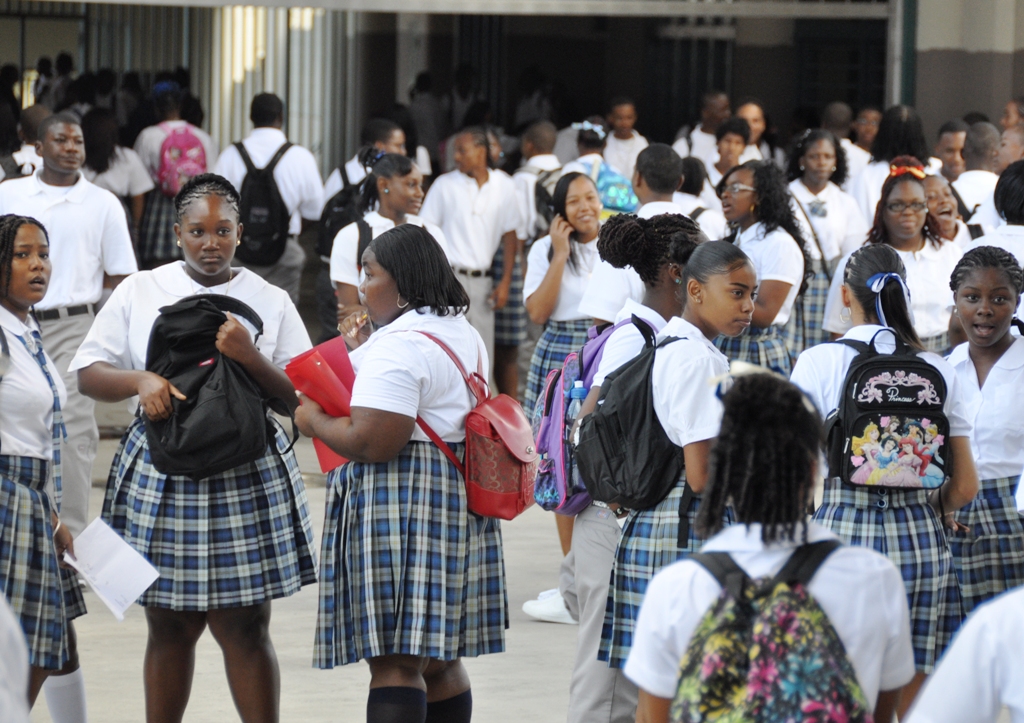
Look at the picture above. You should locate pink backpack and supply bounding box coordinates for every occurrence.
[156,123,207,197]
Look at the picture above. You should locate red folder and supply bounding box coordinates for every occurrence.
[285,337,357,472]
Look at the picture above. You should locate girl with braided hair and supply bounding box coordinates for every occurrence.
[946,245,1024,612]
[0,214,88,719]
[791,242,979,716]
[70,174,317,722]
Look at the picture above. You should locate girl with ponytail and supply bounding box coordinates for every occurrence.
[791,242,979,717]
[946,246,1024,614]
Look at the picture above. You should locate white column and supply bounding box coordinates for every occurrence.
[396,12,428,105]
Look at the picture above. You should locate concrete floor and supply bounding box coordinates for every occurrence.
[30,437,579,722]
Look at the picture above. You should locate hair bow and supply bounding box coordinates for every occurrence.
[572,120,607,141]
[888,165,926,181]
[152,80,181,98]
[867,272,914,328]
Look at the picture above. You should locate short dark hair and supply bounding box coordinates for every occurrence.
[360,118,401,146]
[715,117,750,144]
[937,119,969,139]
[962,111,991,126]
[37,112,81,143]
[820,102,853,134]
[964,122,1001,168]
[369,225,470,317]
[55,52,73,75]
[995,159,1024,224]
[635,143,682,194]
[250,93,283,127]
[608,96,635,112]
[870,105,929,163]
[701,90,728,109]
[522,120,557,154]
[679,157,708,197]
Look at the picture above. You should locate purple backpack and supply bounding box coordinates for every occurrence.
[532,315,653,515]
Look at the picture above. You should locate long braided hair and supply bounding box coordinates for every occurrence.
[173,173,240,223]
[696,373,824,543]
[0,214,49,297]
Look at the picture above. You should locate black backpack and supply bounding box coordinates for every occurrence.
[520,166,560,242]
[316,167,363,259]
[0,155,24,182]
[234,142,293,266]
[143,294,292,480]
[825,330,950,490]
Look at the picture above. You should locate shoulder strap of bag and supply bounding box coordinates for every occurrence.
[265,142,293,173]
[792,196,832,284]
[589,159,601,184]
[948,183,973,222]
[340,165,352,191]
[632,314,657,348]
[234,142,257,175]
[688,206,706,222]
[179,293,265,342]
[689,551,750,600]
[769,539,842,587]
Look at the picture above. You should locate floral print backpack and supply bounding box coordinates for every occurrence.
[670,540,874,723]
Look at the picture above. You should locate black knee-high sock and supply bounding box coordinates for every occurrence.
[425,689,472,723]
[367,686,427,723]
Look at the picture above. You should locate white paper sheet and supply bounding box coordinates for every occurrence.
[63,518,160,621]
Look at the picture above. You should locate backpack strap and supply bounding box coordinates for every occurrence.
[355,219,373,271]
[689,552,750,600]
[769,539,842,588]
[234,142,257,175]
[677,482,694,548]
[236,142,292,175]
[688,206,706,222]
[792,196,832,284]
[948,182,973,222]
[265,142,293,173]
[632,314,657,348]
[340,165,352,191]
[180,293,265,342]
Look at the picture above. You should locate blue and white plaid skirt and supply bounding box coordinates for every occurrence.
[0,455,86,669]
[138,190,182,266]
[492,250,527,347]
[599,480,731,669]
[948,475,1024,614]
[523,318,592,415]
[813,481,964,673]
[784,258,831,356]
[714,324,792,377]
[314,441,508,668]
[921,332,950,355]
[102,418,317,611]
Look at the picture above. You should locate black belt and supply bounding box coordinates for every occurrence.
[452,266,492,278]
[35,304,96,321]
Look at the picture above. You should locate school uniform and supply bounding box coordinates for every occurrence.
[952,170,999,218]
[11,144,43,176]
[841,139,871,192]
[966,223,1024,265]
[322,154,367,206]
[0,306,86,670]
[313,310,507,667]
[0,170,137,539]
[791,324,972,672]
[215,127,325,304]
[68,262,317,611]
[512,153,561,244]
[715,221,804,376]
[603,131,648,181]
[971,192,1003,236]
[329,211,448,290]
[419,168,523,366]
[522,235,599,414]
[671,192,729,240]
[600,315,731,670]
[946,339,1024,613]
[624,522,916,706]
[906,586,1024,723]
[949,219,973,248]
[849,160,891,221]
[134,120,219,265]
[787,179,869,355]
[562,152,606,176]
[82,146,155,200]
[685,125,718,169]
[488,168,529,349]
[567,299,668,723]
[822,241,963,352]
[0,595,30,723]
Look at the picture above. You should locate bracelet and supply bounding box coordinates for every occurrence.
[52,519,62,538]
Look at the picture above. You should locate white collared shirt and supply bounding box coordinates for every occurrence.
[329,211,448,288]
[322,154,367,210]
[0,172,137,309]
[971,192,1003,235]
[652,315,728,448]
[513,153,561,242]
[603,130,649,180]
[592,300,669,387]
[349,310,487,442]
[950,219,973,249]
[789,179,869,261]
[948,338,1024,480]
[822,241,963,339]
[791,324,972,438]
[841,139,871,192]
[906,586,1024,723]
[82,146,155,199]
[0,305,67,460]
[849,160,892,221]
[523,234,599,322]
[214,128,325,236]
[966,223,1024,265]
[418,168,523,270]
[11,144,42,176]
[624,522,916,705]
[133,120,219,181]
[561,152,605,176]
[686,125,718,169]
[69,261,311,375]
[735,221,805,326]
[671,192,728,240]
[952,170,1000,216]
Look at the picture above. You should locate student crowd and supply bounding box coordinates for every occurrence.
[2,66,1024,723]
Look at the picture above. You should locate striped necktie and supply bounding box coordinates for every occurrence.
[17,330,65,508]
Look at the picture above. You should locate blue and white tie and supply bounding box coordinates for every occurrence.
[17,330,66,509]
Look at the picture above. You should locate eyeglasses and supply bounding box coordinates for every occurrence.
[721,183,756,195]
[885,201,928,214]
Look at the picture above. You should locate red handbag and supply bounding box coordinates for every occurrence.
[414,332,538,521]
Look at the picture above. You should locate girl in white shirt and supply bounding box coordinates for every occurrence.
[71,175,316,722]
[946,246,1024,613]
[717,160,809,376]
[791,243,979,716]
[786,129,870,354]
[0,215,87,715]
[626,373,915,723]
[849,105,932,221]
[561,118,640,215]
[600,241,755,671]
[522,172,601,413]
[300,225,504,723]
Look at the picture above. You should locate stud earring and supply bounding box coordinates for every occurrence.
[384,189,390,194]
[236,240,241,246]
[176,240,182,247]
[831,166,837,172]
[675,278,682,285]
[840,306,852,322]
[799,165,805,171]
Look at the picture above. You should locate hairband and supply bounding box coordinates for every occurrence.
[888,165,926,181]
[152,80,181,98]
[867,272,914,328]
[572,120,607,141]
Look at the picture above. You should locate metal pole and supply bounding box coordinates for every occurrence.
[886,0,903,107]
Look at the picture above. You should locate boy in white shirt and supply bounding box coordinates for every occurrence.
[603,97,648,182]
[673,90,731,165]
[952,122,1000,217]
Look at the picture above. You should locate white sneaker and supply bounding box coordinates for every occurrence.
[522,590,577,624]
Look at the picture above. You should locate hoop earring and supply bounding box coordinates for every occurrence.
[397,297,410,309]
[840,306,852,322]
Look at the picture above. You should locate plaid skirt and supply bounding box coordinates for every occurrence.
[921,332,950,355]
[314,441,508,668]
[948,476,1024,614]
[492,250,527,347]
[784,258,831,356]
[0,455,86,670]
[102,418,317,611]
[714,324,792,377]
[523,318,592,415]
[813,480,963,673]
[138,190,182,266]
[599,480,731,669]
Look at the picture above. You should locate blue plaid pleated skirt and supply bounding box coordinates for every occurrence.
[523,318,592,415]
[784,258,831,356]
[0,455,86,669]
[813,481,964,673]
[921,332,950,355]
[714,324,792,377]
[138,190,182,266]
[102,418,317,611]
[492,250,527,347]
[948,475,1024,614]
[314,441,508,668]
[599,479,730,669]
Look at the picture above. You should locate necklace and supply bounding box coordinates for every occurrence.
[187,268,234,297]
